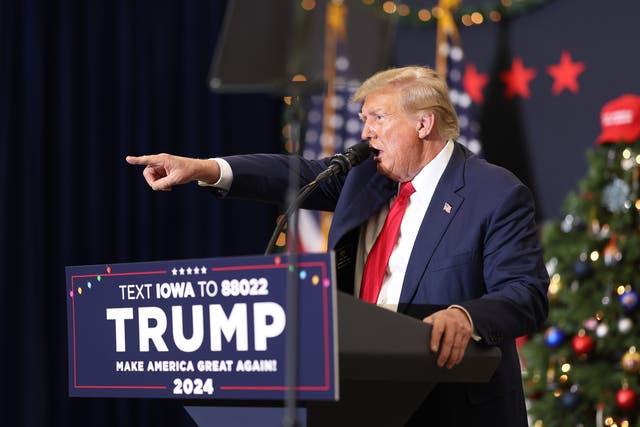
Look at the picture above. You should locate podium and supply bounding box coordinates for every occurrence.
[184,291,501,427]
[66,254,500,427]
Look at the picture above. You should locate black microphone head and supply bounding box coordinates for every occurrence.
[326,141,371,177]
[345,141,371,166]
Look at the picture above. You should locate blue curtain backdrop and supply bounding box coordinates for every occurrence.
[0,0,282,426]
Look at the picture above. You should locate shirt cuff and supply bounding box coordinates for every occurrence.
[447,304,481,342]
[197,158,233,192]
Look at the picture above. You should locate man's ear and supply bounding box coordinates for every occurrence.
[416,112,435,139]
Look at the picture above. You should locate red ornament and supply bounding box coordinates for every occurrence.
[571,333,595,355]
[516,335,529,350]
[615,387,637,411]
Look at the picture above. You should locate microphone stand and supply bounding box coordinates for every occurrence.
[264,180,321,257]
[281,91,302,427]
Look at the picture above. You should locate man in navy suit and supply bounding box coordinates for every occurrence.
[127,66,549,426]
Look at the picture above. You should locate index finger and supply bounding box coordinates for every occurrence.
[126,155,156,166]
[424,315,443,353]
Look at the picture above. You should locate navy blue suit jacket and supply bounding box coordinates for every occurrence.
[222,143,549,426]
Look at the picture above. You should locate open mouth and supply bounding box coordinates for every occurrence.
[370,146,380,157]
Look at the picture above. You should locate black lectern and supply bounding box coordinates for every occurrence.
[66,244,499,426]
[184,291,501,427]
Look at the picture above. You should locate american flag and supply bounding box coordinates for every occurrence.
[443,35,483,156]
[297,38,363,253]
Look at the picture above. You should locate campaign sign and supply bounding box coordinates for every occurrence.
[66,253,338,401]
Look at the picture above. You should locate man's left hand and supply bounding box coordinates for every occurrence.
[423,308,472,369]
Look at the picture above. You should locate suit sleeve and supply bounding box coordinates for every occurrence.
[217,154,345,212]
[461,183,549,346]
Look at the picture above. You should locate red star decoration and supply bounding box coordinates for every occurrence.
[463,63,489,104]
[500,57,537,99]
[547,50,586,95]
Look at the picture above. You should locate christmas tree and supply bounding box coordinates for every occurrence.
[520,94,640,427]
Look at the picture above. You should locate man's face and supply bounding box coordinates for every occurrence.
[359,88,423,182]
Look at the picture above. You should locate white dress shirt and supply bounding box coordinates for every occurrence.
[353,140,455,311]
[197,158,233,191]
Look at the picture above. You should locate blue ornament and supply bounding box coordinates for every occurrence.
[544,326,565,348]
[573,259,592,280]
[619,289,639,313]
[560,390,580,409]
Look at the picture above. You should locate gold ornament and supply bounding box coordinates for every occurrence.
[548,273,562,300]
[621,347,640,374]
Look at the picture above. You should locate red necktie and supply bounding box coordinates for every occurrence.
[360,181,416,304]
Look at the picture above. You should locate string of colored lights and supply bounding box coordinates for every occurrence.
[299,0,556,27]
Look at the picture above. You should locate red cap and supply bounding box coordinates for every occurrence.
[596,94,640,144]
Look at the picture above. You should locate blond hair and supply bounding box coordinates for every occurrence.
[352,66,460,141]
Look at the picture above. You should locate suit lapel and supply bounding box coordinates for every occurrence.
[328,159,396,249]
[399,144,468,308]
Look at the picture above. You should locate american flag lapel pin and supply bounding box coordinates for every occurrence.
[443,202,452,214]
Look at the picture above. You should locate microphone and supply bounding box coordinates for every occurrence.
[313,141,371,184]
[264,141,370,255]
